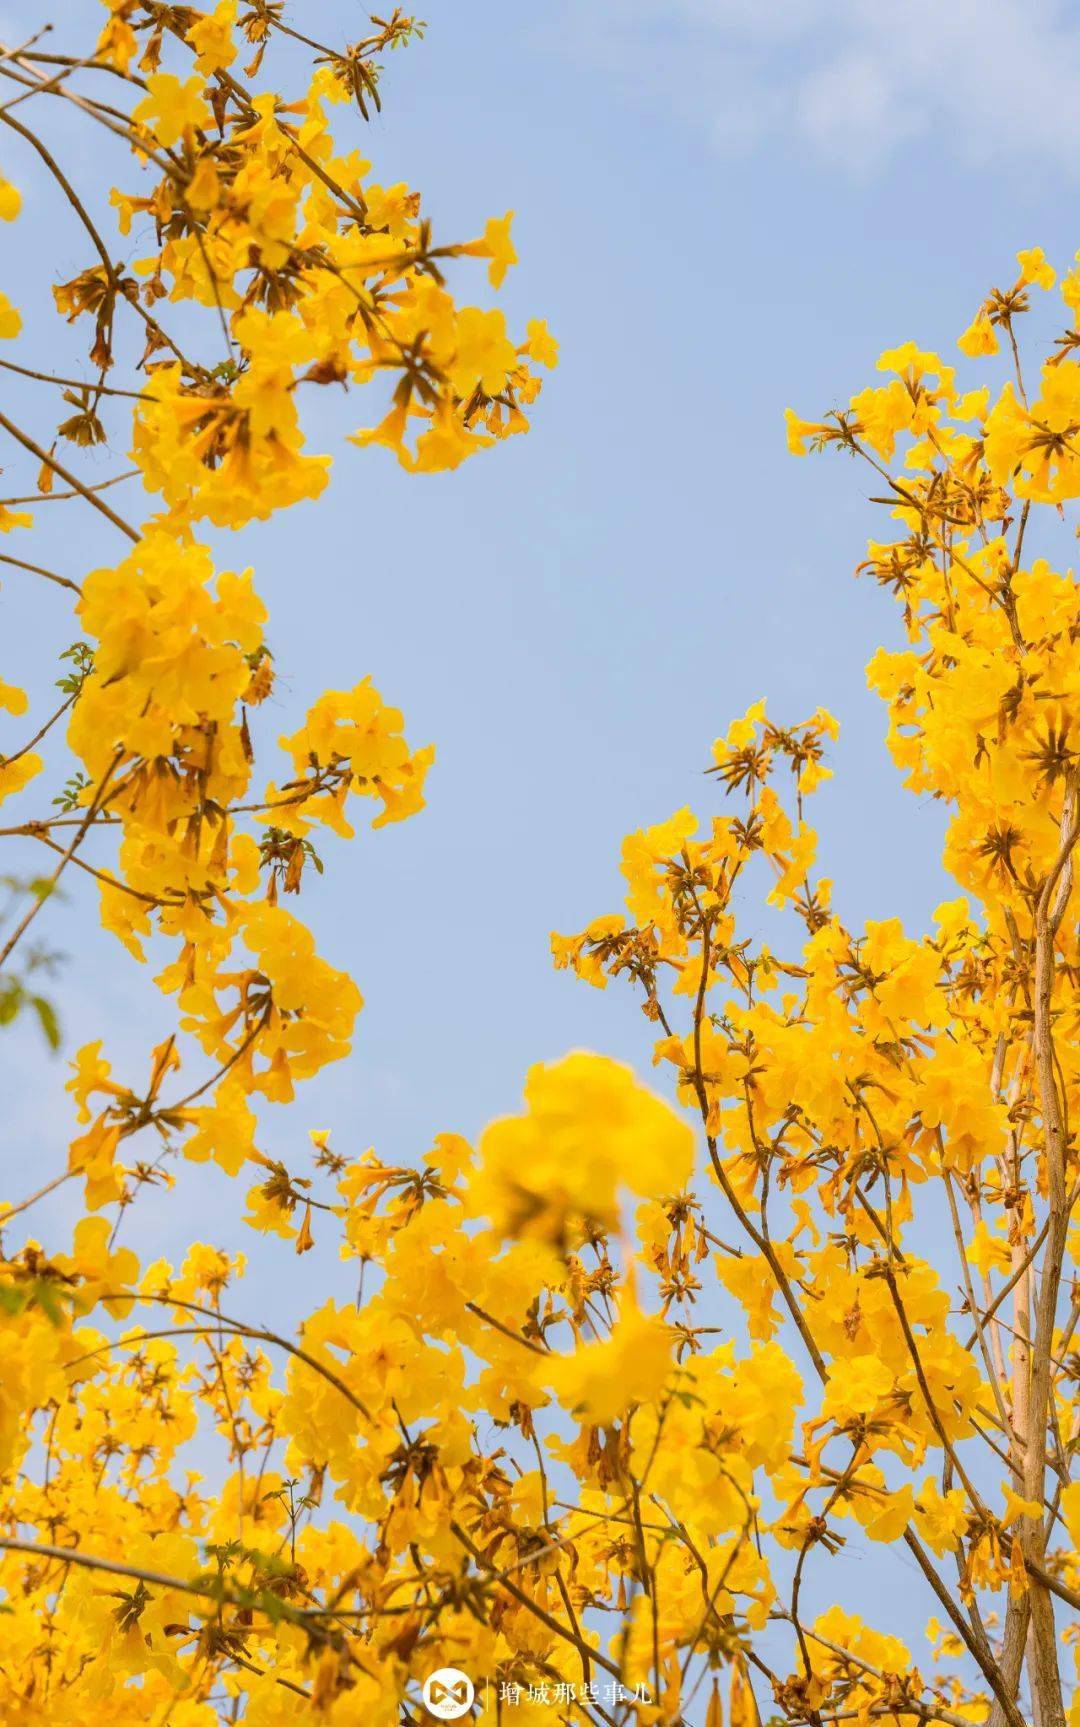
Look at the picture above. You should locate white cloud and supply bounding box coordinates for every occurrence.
[561,0,1080,177]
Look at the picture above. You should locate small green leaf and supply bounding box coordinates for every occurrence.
[31,994,61,1050]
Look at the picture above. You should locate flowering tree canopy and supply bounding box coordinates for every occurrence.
[0,9,1078,1727]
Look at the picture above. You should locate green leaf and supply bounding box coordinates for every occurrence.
[30,1278,65,1327]
[31,994,61,1050]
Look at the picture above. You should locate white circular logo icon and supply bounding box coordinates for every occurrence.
[422,1668,475,1720]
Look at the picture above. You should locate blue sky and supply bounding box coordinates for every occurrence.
[2,0,1079,1682]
